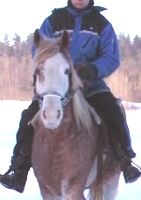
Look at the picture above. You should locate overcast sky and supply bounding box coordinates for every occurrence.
[0,0,140,42]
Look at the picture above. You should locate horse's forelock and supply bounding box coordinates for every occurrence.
[34,30,70,63]
[34,40,60,65]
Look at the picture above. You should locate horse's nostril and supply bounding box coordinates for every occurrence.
[57,110,61,119]
[43,110,47,119]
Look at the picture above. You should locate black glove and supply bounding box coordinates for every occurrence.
[76,64,97,81]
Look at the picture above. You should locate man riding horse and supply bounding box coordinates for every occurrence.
[0,0,140,193]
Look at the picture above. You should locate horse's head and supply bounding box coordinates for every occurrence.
[33,30,72,129]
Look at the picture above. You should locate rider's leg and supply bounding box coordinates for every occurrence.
[87,92,141,183]
[0,100,39,193]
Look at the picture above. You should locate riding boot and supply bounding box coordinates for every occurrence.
[113,101,141,183]
[87,92,141,183]
[121,158,141,183]
[0,162,30,193]
[0,100,39,193]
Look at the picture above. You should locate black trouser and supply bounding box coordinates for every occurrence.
[87,92,134,159]
[11,100,39,172]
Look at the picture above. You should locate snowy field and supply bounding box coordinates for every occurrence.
[0,100,141,200]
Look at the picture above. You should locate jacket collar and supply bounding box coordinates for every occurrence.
[66,6,93,16]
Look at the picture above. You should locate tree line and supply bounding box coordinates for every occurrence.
[0,33,141,102]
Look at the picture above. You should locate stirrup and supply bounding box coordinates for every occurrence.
[131,161,141,171]
[3,168,12,176]
[123,161,141,183]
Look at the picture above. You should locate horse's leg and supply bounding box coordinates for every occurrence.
[103,171,120,200]
[82,195,86,200]
[62,184,84,200]
[64,193,84,200]
[90,174,120,200]
[38,183,52,200]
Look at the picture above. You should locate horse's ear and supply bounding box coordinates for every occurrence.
[60,30,69,50]
[34,29,41,47]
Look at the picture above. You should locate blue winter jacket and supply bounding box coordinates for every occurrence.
[35,5,120,97]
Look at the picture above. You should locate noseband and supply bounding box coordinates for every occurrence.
[36,90,71,107]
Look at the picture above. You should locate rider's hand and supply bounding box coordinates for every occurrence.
[75,63,97,81]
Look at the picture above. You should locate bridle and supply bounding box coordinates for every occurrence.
[36,91,71,107]
[33,67,78,108]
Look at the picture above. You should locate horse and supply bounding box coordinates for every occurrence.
[31,29,121,200]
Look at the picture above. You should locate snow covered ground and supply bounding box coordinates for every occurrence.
[0,100,141,200]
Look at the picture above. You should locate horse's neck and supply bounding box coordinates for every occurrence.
[61,103,74,124]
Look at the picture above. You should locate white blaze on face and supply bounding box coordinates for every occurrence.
[36,53,70,129]
[41,95,63,129]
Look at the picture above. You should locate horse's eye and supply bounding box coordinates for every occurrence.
[36,68,41,75]
[34,67,44,83]
[65,68,70,74]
